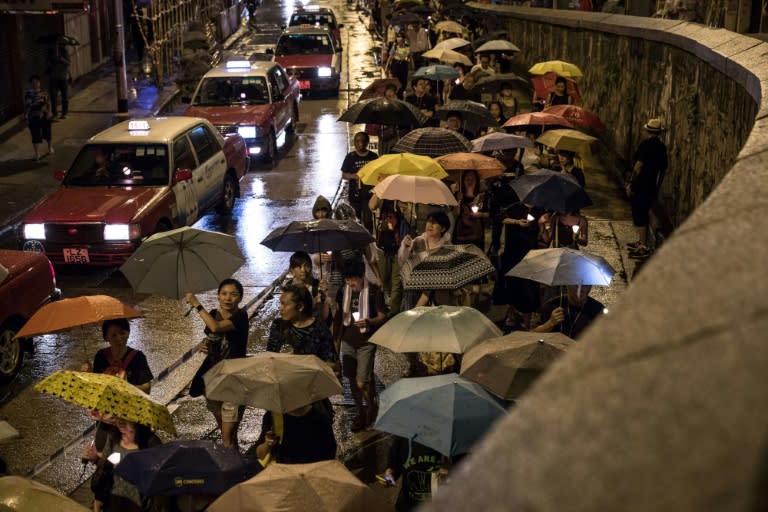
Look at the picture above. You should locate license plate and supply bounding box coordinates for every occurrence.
[63,248,90,264]
[298,80,311,90]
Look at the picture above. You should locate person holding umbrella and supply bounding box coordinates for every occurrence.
[532,284,605,339]
[557,150,586,188]
[333,258,388,431]
[185,279,249,450]
[284,251,330,324]
[341,132,379,232]
[23,74,53,161]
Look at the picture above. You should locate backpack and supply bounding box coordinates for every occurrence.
[376,210,401,254]
[100,347,138,380]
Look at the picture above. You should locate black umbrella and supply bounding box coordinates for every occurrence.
[510,169,592,213]
[338,97,426,127]
[35,34,79,46]
[114,440,260,497]
[434,100,498,133]
[261,219,374,253]
[401,244,496,290]
[390,11,423,26]
[392,127,472,158]
[471,73,530,96]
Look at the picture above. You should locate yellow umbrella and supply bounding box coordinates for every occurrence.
[528,60,584,78]
[536,128,598,158]
[35,370,176,435]
[357,152,447,186]
[421,47,473,66]
[0,476,90,512]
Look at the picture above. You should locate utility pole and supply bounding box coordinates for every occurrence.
[114,0,129,115]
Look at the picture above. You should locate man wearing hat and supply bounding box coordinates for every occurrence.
[626,117,668,259]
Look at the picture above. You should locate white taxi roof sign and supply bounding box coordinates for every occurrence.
[226,60,252,69]
[128,120,150,131]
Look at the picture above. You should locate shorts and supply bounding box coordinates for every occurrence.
[28,117,51,144]
[630,195,652,227]
[206,399,245,423]
[340,341,376,383]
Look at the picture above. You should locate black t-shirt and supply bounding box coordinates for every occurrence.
[341,150,378,203]
[204,308,249,359]
[260,407,337,464]
[93,347,153,386]
[538,296,605,339]
[632,135,668,195]
[389,437,444,510]
[335,283,388,347]
[405,92,438,126]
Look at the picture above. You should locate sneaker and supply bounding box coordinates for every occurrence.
[48,147,54,154]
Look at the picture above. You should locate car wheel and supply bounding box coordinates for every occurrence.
[216,174,237,215]
[0,321,24,383]
[263,130,277,163]
[286,104,298,134]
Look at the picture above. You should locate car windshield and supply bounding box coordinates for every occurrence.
[65,144,170,187]
[192,76,269,106]
[290,13,337,28]
[276,34,333,55]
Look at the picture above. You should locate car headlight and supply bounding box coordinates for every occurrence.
[104,224,140,241]
[317,67,332,78]
[23,223,46,240]
[238,126,258,139]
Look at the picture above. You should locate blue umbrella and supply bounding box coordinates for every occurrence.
[374,373,506,456]
[114,440,261,496]
[413,65,459,81]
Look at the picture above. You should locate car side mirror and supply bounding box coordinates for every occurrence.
[174,169,193,182]
[53,169,66,181]
[181,96,191,104]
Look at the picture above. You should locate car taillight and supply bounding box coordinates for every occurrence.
[48,260,57,288]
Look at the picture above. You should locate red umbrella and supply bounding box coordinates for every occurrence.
[358,77,402,101]
[530,72,581,102]
[502,112,574,132]
[543,105,604,131]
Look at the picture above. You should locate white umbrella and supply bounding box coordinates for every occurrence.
[369,305,501,353]
[372,174,458,206]
[421,48,473,66]
[474,39,521,53]
[433,37,471,51]
[120,226,244,299]
[506,248,615,286]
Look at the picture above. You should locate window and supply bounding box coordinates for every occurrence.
[273,67,289,92]
[173,136,197,172]
[65,144,169,187]
[188,126,219,164]
[193,77,268,106]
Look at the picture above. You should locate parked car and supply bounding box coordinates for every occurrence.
[19,117,248,266]
[273,27,342,96]
[287,6,343,50]
[184,59,301,162]
[0,250,61,382]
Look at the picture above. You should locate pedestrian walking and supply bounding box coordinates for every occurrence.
[341,132,379,231]
[533,284,605,339]
[385,32,412,99]
[23,74,53,161]
[46,45,70,119]
[626,117,668,259]
[185,279,249,450]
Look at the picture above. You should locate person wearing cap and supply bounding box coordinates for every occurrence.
[626,117,668,259]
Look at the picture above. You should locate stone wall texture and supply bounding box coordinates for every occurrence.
[423,6,768,512]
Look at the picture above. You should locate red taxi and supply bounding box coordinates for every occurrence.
[19,117,248,266]
[0,249,61,382]
[273,27,342,96]
[288,6,343,51]
[184,60,301,162]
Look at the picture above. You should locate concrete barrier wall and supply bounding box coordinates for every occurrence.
[423,6,768,512]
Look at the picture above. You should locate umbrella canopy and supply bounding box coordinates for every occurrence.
[470,30,509,50]
[203,353,342,413]
[432,37,471,51]
[260,219,374,253]
[413,64,459,81]
[528,59,583,78]
[369,305,501,353]
[434,100,497,131]
[531,71,581,102]
[389,11,422,26]
[460,331,574,400]
[338,97,426,127]
[15,295,142,339]
[543,105,604,131]
[474,39,521,53]
[357,152,447,186]
[114,440,260,496]
[207,461,385,512]
[35,370,176,434]
[119,227,244,300]
[0,476,90,512]
[357,77,402,101]
[434,152,505,178]
[372,174,457,206]
[536,128,600,157]
[509,169,592,213]
[471,131,534,152]
[374,373,506,456]
[433,20,466,34]
[392,127,471,157]
[503,112,574,131]
[401,244,496,290]
[471,73,530,96]
[505,247,616,286]
[421,47,472,66]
